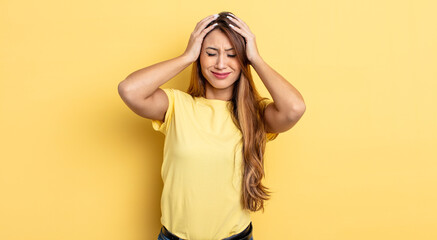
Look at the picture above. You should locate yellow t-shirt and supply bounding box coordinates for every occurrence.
[151,88,278,240]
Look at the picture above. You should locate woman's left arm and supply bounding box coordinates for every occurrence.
[251,56,306,133]
[227,14,306,133]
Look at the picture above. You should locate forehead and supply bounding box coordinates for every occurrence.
[203,29,233,49]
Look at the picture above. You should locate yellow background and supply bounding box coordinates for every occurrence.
[1,0,436,239]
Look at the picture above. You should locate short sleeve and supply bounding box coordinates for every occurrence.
[151,88,175,135]
[261,98,279,142]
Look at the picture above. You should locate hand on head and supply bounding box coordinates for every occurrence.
[182,14,219,63]
[182,12,260,64]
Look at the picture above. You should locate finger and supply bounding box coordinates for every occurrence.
[229,23,242,33]
[227,17,249,36]
[228,23,244,36]
[194,15,214,31]
[194,14,218,32]
[226,15,247,31]
[199,14,217,25]
[199,23,218,38]
[227,14,250,30]
[195,19,217,37]
[228,23,250,42]
[227,16,253,39]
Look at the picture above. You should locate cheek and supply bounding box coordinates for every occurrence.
[199,56,210,68]
[230,60,240,69]
[232,65,241,73]
[199,62,207,74]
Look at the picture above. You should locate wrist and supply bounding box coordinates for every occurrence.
[250,55,264,67]
[179,54,195,67]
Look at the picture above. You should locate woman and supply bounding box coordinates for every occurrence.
[118,11,306,240]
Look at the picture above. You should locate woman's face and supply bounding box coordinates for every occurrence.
[200,29,241,92]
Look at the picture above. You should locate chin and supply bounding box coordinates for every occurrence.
[208,82,233,90]
[207,78,237,89]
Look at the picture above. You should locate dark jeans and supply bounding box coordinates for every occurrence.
[157,222,254,240]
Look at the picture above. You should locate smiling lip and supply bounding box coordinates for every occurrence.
[212,71,231,79]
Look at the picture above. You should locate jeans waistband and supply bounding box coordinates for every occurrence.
[160,222,253,240]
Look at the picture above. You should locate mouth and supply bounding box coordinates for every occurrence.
[212,71,231,79]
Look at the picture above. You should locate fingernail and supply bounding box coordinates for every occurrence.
[227,16,233,20]
[229,23,235,28]
[213,14,219,18]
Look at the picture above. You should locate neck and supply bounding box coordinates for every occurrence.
[205,83,234,101]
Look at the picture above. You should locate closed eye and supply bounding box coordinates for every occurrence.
[207,53,237,58]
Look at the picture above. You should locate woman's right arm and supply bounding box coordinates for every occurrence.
[118,55,192,121]
[118,14,219,122]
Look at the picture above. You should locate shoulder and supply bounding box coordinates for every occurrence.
[159,88,188,98]
[162,88,196,104]
[173,89,193,100]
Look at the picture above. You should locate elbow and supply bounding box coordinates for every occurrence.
[118,82,125,95]
[297,103,306,114]
[118,81,130,99]
[287,104,306,121]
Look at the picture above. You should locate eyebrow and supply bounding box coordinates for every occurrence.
[206,47,234,51]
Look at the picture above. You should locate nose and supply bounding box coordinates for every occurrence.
[215,53,227,69]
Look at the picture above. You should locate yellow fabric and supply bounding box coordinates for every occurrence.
[151,88,278,239]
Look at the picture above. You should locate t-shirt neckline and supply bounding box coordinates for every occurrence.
[195,96,231,104]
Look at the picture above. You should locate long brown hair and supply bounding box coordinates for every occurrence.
[186,11,275,212]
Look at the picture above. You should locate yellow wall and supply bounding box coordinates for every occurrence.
[1,0,436,239]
